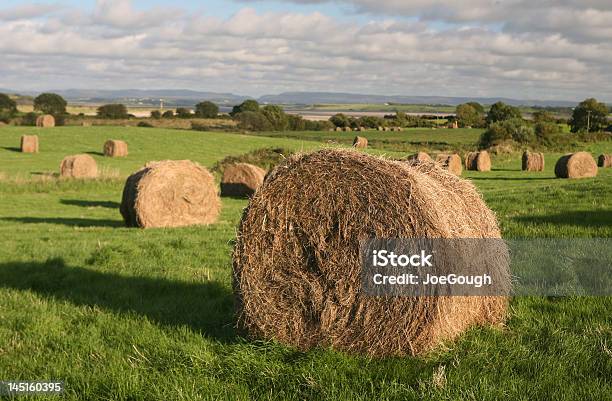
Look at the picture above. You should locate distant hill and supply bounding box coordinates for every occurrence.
[0,88,581,107]
[258,92,579,107]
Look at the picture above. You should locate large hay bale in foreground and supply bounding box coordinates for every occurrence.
[522,151,545,172]
[555,152,598,179]
[435,153,462,176]
[352,136,368,149]
[103,140,128,157]
[598,154,612,168]
[36,115,55,128]
[465,151,491,171]
[60,154,98,178]
[20,135,39,153]
[221,163,266,197]
[120,160,220,228]
[233,149,508,357]
[407,151,432,163]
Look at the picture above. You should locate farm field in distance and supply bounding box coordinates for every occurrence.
[0,125,610,400]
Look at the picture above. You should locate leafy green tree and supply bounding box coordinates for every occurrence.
[329,113,350,127]
[486,101,522,126]
[231,100,260,116]
[288,114,306,131]
[455,103,482,127]
[162,110,174,118]
[570,98,608,133]
[235,111,272,131]
[466,102,485,114]
[150,110,161,119]
[33,93,67,116]
[0,93,17,122]
[261,105,289,131]
[532,110,555,123]
[195,101,219,118]
[97,104,129,119]
[479,118,534,148]
[176,107,192,118]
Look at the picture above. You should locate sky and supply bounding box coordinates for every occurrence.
[0,0,611,101]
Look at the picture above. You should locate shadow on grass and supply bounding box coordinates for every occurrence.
[513,210,612,228]
[85,151,105,156]
[1,146,22,153]
[0,258,236,342]
[60,199,121,209]
[1,216,123,228]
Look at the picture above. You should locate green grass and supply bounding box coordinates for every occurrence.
[248,128,484,152]
[0,126,611,400]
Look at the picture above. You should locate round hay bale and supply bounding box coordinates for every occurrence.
[598,154,612,168]
[221,163,266,197]
[377,126,384,131]
[407,152,432,163]
[435,153,462,176]
[352,136,368,149]
[36,114,55,128]
[60,154,98,178]
[82,121,92,127]
[342,126,352,132]
[554,152,598,179]
[103,140,129,157]
[465,151,491,171]
[120,160,220,228]
[233,149,508,357]
[20,135,39,153]
[522,151,545,172]
[335,127,343,132]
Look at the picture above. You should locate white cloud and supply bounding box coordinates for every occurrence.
[0,0,610,101]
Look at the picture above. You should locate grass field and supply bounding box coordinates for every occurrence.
[0,126,610,400]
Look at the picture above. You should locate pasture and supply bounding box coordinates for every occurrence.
[0,126,610,400]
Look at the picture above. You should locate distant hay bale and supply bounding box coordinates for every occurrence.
[20,135,39,153]
[377,126,384,131]
[598,154,612,168]
[396,127,403,131]
[358,127,366,132]
[342,126,352,132]
[82,121,92,127]
[335,127,343,132]
[120,160,220,228]
[522,151,545,172]
[465,151,491,171]
[383,127,390,131]
[221,163,266,197]
[407,151,432,163]
[352,136,368,149]
[233,149,509,357]
[103,140,128,157]
[36,115,55,128]
[554,152,598,179]
[436,153,462,175]
[60,154,98,178]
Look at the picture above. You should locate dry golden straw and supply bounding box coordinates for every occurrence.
[20,135,39,153]
[465,151,491,171]
[60,154,98,178]
[435,153,462,176]
[598,154,612,168]
[233,149,509,357]
[522,151,545,172]
[221,163,266,197]
[352,136,368,149]
[103,140,128,157]
[555,152,598,179]
[120,160,220,228]
[36,115,55,128]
